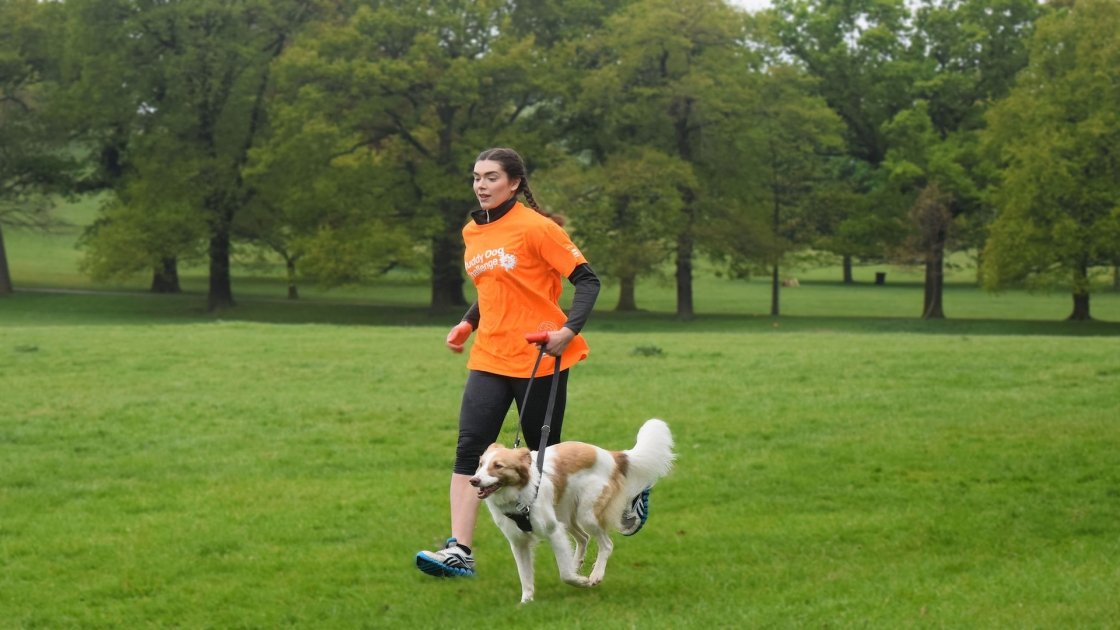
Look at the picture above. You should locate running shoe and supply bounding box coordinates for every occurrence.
[619,487,651,536]
[416,537,476,577]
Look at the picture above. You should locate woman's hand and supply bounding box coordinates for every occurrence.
[542,327,576,357]
[446,321,474,353]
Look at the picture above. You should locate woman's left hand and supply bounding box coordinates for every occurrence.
[543,327,576,357]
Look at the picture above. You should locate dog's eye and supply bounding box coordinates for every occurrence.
[493,463,504,470]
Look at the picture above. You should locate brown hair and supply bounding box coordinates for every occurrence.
[475,147,564,225]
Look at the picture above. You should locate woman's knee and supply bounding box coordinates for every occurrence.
[454,430,490,475]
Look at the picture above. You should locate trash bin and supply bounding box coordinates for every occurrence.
[875,272,886,285]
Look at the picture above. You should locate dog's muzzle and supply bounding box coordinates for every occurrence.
[470,476,502,500]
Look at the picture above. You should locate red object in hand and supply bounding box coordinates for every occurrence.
[525,331,551,345]
[446,321,474,353]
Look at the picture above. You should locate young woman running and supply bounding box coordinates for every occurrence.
[415,148,652,578]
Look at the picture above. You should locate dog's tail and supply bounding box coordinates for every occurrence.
[622,419,675,498]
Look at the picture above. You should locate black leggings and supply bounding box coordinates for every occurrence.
[453,368,569,475]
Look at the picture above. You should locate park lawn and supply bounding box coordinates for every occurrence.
[2,309,1119,628]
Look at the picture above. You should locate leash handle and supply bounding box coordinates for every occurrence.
[524,331,550,345]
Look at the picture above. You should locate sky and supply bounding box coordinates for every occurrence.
[729,0,773,12]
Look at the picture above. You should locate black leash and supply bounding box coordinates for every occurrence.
[506,333,561,533]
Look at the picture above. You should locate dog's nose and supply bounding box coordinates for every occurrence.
[469,477,480,487]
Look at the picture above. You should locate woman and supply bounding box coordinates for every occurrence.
[415,148,645,578]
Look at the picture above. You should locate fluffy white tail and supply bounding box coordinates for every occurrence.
[622,419,675,498]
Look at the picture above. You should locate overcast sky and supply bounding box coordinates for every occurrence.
[729,0,773,12]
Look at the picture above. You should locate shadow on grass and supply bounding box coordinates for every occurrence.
[5,289,1120,337]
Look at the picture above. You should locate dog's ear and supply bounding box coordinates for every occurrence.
[516,448,533,483]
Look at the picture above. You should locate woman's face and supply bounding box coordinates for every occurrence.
[473,159,520,210]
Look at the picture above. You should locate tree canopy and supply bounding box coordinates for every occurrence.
[981,0,1120,321]
[5,0,1118,324]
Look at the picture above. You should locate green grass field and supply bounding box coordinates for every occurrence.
[2,201,1120,628]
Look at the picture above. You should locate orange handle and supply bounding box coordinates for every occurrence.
[525,331,550,345]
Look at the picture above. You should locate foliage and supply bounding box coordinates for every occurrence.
[4,0,1114,325]
[769,0,919,271]
[729,62,843,314]
[543,147,695,310]
[562,0,770,316]
[63,0,323,306]
[0,0,75,293]
[266,0,587,309]
[981,0,1120,319]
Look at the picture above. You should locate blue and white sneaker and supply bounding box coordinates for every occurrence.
[416,537,476,577]
[619,487,651,536]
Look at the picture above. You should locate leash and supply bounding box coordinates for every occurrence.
[506,331,561,533]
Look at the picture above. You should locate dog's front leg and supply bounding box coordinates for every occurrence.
[545,526,590,587]
[508,536,536,603]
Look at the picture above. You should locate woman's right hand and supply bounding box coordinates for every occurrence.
[446,321,474,353]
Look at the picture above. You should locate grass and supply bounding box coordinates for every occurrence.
[2,199,1120,627]
[2,308,1119,628]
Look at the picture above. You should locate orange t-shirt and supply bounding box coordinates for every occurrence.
[462,202,591,377]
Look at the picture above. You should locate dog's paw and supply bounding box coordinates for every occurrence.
[519,595,534,605]
[588,571,604,586]
[563,575,591,588]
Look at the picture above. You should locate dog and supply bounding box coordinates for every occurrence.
[470,419,674,603]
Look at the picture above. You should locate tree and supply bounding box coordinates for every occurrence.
[770,0,918,280]
[0,0,73,295]
[270,0,596,312]
[540,148,694,311]
[981,0,1120,321]
[65,0,321,309]
[882,101,976,318]
[896,0,1042,319]
[241,98,421,298]
[736,63,843,316]
[566,0,757,319]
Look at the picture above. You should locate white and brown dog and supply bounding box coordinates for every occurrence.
[470,419,675,603]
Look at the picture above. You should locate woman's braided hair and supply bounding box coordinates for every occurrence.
[476,147,564,226]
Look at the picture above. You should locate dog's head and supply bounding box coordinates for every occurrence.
[469,444,532,500]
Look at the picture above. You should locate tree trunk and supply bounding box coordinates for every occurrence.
[1067,263,1092,321]
[675,231,695,321]
[207,222,235,311]
[0,225,12,296]
[150,257,181,293]
[286,257,299,300]
[1068,291,1091,321]
[616,275,638,311]
[842,255,853,284]
[770,264,780,316]
[672,98,696,322]
[921,245,945,319]
[430,227,466,312]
